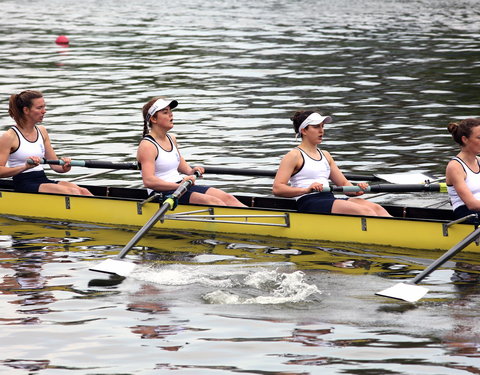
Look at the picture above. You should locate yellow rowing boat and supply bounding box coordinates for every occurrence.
[0,179,479,253]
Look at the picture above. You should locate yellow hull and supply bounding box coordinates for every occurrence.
[1,190,479,253]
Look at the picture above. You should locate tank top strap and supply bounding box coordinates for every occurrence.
[295,146,322,161]
[452,156,480,174]
[10,125,42,143]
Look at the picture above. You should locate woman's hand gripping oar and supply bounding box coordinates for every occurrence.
[89,172,200,277]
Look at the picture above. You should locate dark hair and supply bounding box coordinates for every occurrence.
[447,118,480,146]
[8,90,43,126]
[290,110,331,136]
[141,96,161,137]
[291,110,315,134]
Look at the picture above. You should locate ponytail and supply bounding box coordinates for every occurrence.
[141,97,161,138]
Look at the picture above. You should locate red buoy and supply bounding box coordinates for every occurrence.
[55,35,69,45]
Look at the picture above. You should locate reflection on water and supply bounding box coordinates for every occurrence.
[0,216,479,374]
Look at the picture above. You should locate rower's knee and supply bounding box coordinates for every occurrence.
[79,187,93,196]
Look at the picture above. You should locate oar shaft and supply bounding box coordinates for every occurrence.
[204,166,380,181]
[204,166,276,177]
[115,175,198,259]
[410,226,480,284]
[322,183,446,193]
[30,159,437,187]
[29,158,139,170]
[116,201,172,259]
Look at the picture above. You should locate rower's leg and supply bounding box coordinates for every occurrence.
[203,187,247,207]
[343,198,391,217]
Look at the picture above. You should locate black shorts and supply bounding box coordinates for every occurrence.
[12,170,57,193]
[453,205,479,224]
[159,185,210,204]
[296,192,347,214]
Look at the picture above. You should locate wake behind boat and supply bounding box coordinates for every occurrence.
[0,177,478,253]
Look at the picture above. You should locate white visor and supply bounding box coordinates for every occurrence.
[297,113,332,139]
[146,98,178,122]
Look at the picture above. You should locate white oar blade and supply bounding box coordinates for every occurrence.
[89,258,136,277]
[374,173,435,184]
[375,282,429,303]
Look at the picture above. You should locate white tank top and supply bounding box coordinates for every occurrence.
[447,157,480,210]
[141,134,182,187]
[8,126,45,173]
[289,147,330,199]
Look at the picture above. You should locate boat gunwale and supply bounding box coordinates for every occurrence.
[0,178,458,225]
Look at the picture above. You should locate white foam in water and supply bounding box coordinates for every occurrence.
[240,270,321,304]
[130,264,240,288]
[129,264,321,305]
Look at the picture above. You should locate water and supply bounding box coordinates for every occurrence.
[1,0,480,373]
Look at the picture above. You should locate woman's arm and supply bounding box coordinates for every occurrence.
[39,126,72,173]
[326,151,366,196]
[171,134,204,176]
[137,139,189,191]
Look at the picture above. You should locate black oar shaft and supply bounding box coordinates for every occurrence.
[204,166,379,181]
[324,183,444,193]
[116,202,171,259]
[32,159,381,181]
[34,159,437,185]
[83,160,138,170]
[115,176,197,259]
[30,158,139,170]
[204,166,276,177]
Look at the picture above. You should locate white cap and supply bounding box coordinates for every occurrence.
[146,98,178,122]
[297,112,332,139]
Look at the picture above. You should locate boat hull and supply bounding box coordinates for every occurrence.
[1,187,479,253]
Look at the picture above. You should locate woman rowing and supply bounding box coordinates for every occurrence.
[273,110,390,216]
[0,90,92,195]
[137,96,245,206]
[446,118,480,220]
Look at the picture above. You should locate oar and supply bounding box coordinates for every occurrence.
[89,174,199,277]
[376,226,480,302]
[29,158,139,170]
[204,166,435,183]
[322,183,447,193]
[31,159,436,184]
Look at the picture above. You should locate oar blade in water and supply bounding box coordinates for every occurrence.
[375,282,429,302]
[89,258,136,277]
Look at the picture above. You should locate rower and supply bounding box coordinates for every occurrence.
[272,110,390,216]
[137,96,245,207]
[446,118,480,223]
[0,90,92,196]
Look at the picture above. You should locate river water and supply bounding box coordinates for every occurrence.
[0,0,479,374]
